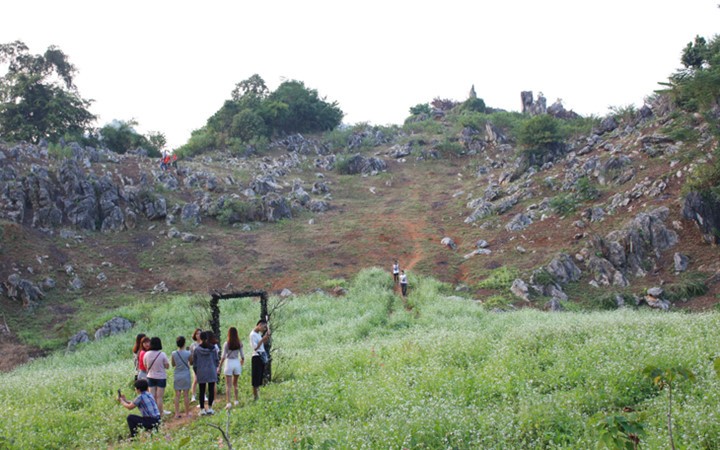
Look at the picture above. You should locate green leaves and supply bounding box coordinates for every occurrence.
[593,414,644,450]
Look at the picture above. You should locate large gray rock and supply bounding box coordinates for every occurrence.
[262,193,292,222]
[94,317,133,340]
[546,253,582,284]
[181,203,201,226]
[683,191,720,244]
[505,214,533,232]
[60,160,100,230]
[674,253,689,273]
[5,274,44,308]
[67,330,90,352]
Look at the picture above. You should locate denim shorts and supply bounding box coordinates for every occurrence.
[147,377,167,388]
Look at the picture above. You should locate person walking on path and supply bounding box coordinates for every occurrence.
[218,327,244,409]
[392,260,400,283]
[143,337,170,416]
[399,270,409,297]
[171,336,193,418]
[193,331,219,415]
[118,378,161,439]
[249,320,271,401]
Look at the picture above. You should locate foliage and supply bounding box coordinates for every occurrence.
[184,75,343,155]
[483,294,513,309]
[98,119,162,157]
[216,198,261,225]
[576,176,600,201]
[0,41,95,143]
[643,365,696,450]
[684,144,720,202]
[593,414,644,450]
[460,96,486,113]
[517,114,566,161]
[3,271,720,448]
[664,272,708,302]
[662,34,720,112]
[550,193,579,215]
[477,266,519,290]
[409,103,431,116]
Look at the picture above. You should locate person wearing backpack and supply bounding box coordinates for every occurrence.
[171,336,193,418]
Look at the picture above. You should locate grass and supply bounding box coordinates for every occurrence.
[2,268,720,449]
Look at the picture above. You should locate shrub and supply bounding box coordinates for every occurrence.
[478,267,519,290]
[409,103,431,116]
[217,198,261,225]
[550,193,578,215]
[576,176,600,201]
[177,127,216,157]
[517,114,566,164]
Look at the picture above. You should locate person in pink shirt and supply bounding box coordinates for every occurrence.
[143,336,170,416]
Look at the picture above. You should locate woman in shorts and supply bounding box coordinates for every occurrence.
[143,336,170,416]
[218,327,244,409]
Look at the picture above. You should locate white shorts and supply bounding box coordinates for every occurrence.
[224,358,242,376]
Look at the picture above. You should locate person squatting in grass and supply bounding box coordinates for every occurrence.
[144,337,170,416]
[193,330,219,415]
[171,336,193,418]
[189,328,203,403]
[250,319,271,401]
[400,270,408,297]
[118,378,161,439]
[132,333,146,380]
[218,326,245,409]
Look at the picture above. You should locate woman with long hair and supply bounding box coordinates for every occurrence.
[132,333,146,380]
[189,328,203,403]
[192,331,219,415]
[218,327,244,409]
[137,336,151,380]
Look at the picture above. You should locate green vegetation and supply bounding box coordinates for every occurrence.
[477,266,519,290]
[98,119,164,156]
[517,114,566,163]
[178,74,343,157]
[2,269,720,449]
[0,41,95,144]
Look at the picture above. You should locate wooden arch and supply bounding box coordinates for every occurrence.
[209,289,272,381]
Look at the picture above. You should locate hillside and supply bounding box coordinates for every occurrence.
[1,92,720,371]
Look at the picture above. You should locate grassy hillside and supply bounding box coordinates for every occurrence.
[2,268,720,449]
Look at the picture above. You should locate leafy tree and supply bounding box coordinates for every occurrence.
[643,365,696,450]
[0,41,95,143]
[231,74,269,101]
[460,96,486,113]
[409,103,431,116]
[268,79,343,134]
[99,119,161,156]
[517,114,566,164]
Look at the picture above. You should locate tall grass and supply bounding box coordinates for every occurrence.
[2,269,720,449]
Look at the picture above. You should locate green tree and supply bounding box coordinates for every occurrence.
[268,80,343,134]
[0,41,95,143]
[409,103,431,116]
[99,119,161,156]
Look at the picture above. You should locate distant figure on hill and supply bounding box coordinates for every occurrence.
[143,337,170,416]
[249,320,271,401]
[118,378,161,439]
[172,153,178,172]
[193,331,219,415]
[218,326,244,409]
[392,259,400,283]
[171,336,193,418]
[400,270,408,297]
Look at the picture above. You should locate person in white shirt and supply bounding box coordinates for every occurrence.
[249,320,271,401]
[392,260,400,283]
[218,327,244,409]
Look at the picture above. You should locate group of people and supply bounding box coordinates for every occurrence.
[392,259,409,296]
[118,320,271,439]
[159,152,178,172]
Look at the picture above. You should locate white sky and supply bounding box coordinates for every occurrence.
[2,0,718,149]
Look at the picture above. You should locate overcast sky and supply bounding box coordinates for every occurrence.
[2,1,718,149]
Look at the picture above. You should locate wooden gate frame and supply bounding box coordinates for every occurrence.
[209,289,272,381]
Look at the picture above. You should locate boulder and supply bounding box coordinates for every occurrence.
[94,317,133,340]
[181,203,201,226]
[546,253,582,284]
[67,330,90,352]
[510,279,530,301]
[440,237,457,250]
[674,253,689,273]
[5,274,44,308]
[683,191,720,244]
[505,214,533,232]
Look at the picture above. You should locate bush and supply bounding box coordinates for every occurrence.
[217,198,261,225]
[575,176,600,201]
[478,267,519,290]
[409,103,431,116]
[177,127,216,157]
[549,193,578,215]
[517,114,566,162]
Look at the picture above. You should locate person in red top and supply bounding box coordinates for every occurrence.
[137,336,151,379]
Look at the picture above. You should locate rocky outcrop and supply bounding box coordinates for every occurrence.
[683,191,720,244]
[592,207,678,278]
[4,274,44,308]
[94,317,133,340]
